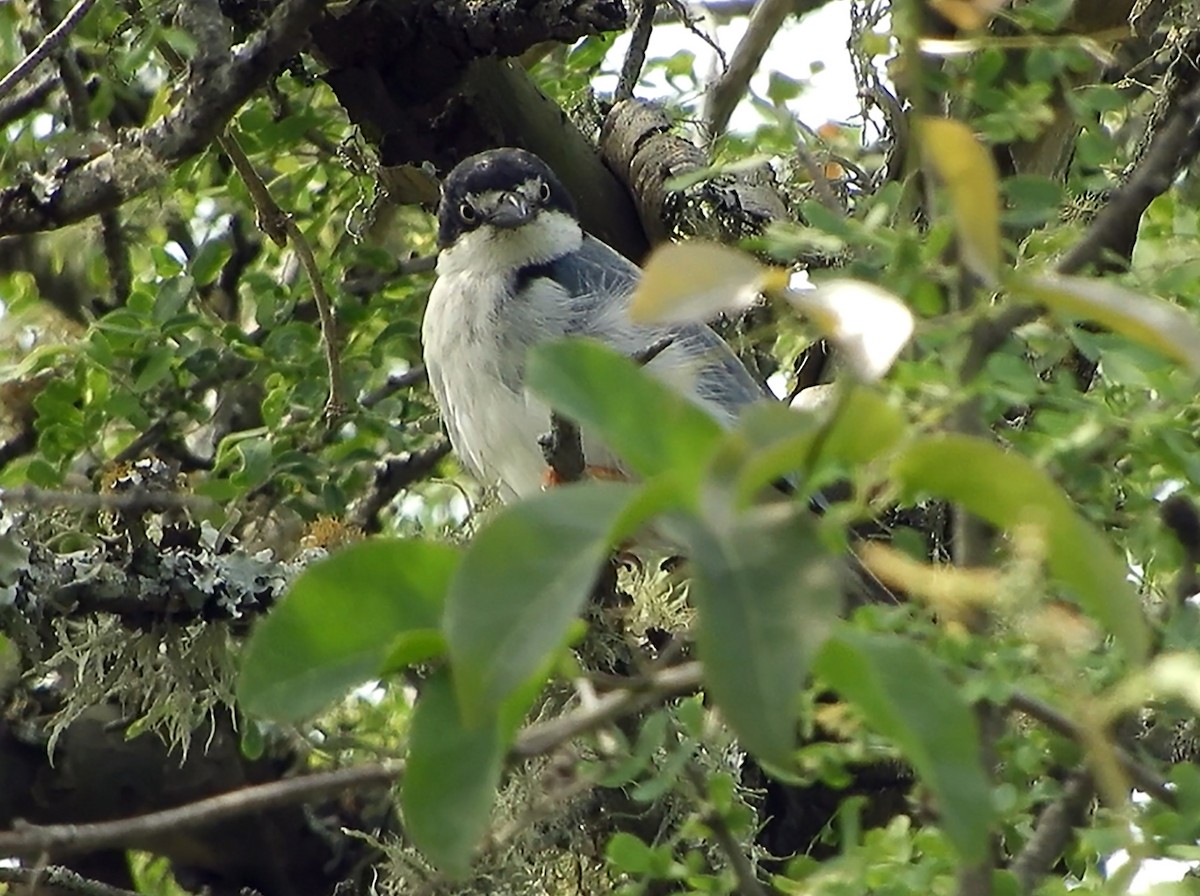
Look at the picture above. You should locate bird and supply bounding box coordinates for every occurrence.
[421,147,771,501]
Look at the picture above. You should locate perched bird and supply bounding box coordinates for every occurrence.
[422,147,769,500]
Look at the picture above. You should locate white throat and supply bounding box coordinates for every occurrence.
[437,209,583,277]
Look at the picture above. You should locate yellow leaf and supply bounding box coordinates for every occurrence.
[918,117,1002,283]
[929,0,1007,31]
[859,542,999,616]
[629,241,789,324]
[1019,273,1200,375]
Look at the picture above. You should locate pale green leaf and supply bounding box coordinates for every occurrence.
[1019,273,1200,375]
[444,481,645,718]
[816,630,991,861]
[627,241,788,324]
[678,503,841,766]
[402,670,502,878]
[892,434,1148,660]
[238,540,457,722]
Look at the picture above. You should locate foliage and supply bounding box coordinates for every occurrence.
[2,1,1200,895]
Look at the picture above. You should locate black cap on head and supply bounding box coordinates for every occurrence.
[437,148,576,248]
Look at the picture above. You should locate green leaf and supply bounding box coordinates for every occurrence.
[678,504,841,767]
[816,630,991,861]
[732,386,907,501]
[444,481,646,718]
[132,346,175,392]
[526,339,724,487]
[401,669,503,878]
[605,832,655,874]
[238,540,457,722]
[892,434,1149,660]
[191,239,233,287]
[1017,273,1200,375]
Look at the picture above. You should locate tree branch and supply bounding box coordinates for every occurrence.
[615,0,658,103]
[360,365,428,409]
[704,0,796,140]
[349,439,453,533]
[1007,691,1174,806]
[0,0,325,235]
[1009,771,1094,895]
[0,70,57,128]
[0,761,404,860]
[960,74,1200,383]
[0,0,99,100]
[513,661,703,757]
[0,661,703,859]
[0,864,141,896]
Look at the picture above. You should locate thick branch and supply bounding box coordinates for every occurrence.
[0,0,325,235]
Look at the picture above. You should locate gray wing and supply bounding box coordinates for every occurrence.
[548,234,769,422]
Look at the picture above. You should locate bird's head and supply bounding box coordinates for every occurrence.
[435,148,582,274]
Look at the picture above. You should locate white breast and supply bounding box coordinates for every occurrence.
[422,270,560,500]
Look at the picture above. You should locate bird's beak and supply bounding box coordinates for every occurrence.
[486,191,535,229]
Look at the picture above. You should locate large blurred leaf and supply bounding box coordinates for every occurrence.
[526,339,725,486]
[785,280,915,381]
[732,386,908,502]
[816,630,991,861]
[892,434,1149,660]
[238,540,457,722]
[401,669,503,878]
[627,241,787,324]
[444,481,647,719]
[918,117,1002,282]
[1018,274,1200,375]
[676,503,841,767]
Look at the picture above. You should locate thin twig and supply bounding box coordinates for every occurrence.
[513,661,703,757]
[1009,770,1094,895]
[349,438,453,533]
[152,40,345,420]
[633,334,675,365]
[615,0,658,102]
[1007,691,1174,806]
[360,365,428,409]
[0,69,57,128]
[0,761,405,859]
[0,662,704,858]
[0,0,99,100]
[794,135,843,214]
[0,865,142,896]
[704,0,793,140]
[213,128,345,418]
[683,763,767,896]
[46,6,131,308]
[342,256,437,297]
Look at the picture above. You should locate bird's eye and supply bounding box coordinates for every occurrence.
[459,202,477,222]
[538,181,551,202]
